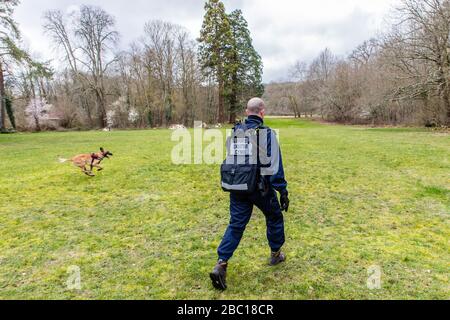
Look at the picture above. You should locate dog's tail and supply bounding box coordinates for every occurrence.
[58,157,69,164]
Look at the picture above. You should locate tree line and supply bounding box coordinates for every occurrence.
[2,0,450,132]
[264,0,450,126]
[0,0,263,132]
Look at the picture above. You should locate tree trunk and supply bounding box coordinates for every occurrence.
[447,103,450,126]
[229,112,236,124]
[438,77,450,126]
[444,85,450,126]
[228,97,237,124]
[96,90,107,128]
[228,85,238,124]
[39,78,48,98]
[34,115,41,132]
[0,63,6,132]
[218,79,225,124]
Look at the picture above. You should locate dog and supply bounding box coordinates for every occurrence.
[59,148,113,177]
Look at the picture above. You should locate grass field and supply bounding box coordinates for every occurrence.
[0,119,448,300]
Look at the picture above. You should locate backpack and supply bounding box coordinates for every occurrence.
[220,123,266,194]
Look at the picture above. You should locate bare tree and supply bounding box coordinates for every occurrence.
[44,5,119,128]
[264,0,450,126]
[382,0,450,124]
[142,21,178,126]
[350,39,379,66]
[176,29,199,126]
[75,6,119,128]
[43,10,92,124]
[307,48,337,119]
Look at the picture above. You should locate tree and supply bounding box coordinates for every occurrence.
[43,10,95,126]
[198,0,235,123]
[44,5,119,128]
[114,44,155,128]
[176,29,199,126]
[75,6,119,128]
[307,48,336,119]
[227,9,264,123]
[0,0,29,132]
[25,97,53,131]
[143,21,177,126]
[381,0,450,125]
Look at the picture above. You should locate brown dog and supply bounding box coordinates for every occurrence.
[59,148,113,177]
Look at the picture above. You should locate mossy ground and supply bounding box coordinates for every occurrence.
[0,119,448,299]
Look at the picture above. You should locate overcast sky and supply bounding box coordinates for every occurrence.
[14,0,400,83]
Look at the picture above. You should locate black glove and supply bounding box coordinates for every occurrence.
[280,190,290,213]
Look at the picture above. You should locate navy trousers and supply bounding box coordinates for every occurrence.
[218,189,285,261]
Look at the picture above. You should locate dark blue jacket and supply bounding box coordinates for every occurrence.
[238,115,288,193]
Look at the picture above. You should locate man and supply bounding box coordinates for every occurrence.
[210,97,290,291]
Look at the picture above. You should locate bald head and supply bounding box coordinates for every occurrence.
[246,98,266,118]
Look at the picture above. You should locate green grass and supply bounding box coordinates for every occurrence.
[0,119,449,300]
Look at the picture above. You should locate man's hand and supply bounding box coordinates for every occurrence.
[280,190,290,213]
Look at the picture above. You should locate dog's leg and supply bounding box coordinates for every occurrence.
[93,164,103,171]
[82,166,95,177]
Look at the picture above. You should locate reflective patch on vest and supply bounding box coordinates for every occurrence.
[221,182,249,191]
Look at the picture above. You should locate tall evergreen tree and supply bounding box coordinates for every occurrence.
[198,0,236,123]
[228,9,264,123]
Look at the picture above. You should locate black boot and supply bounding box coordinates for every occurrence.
[270,250,286,266]
[210,260,228,290]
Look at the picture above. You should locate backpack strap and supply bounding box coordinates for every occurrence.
[255,125,271,169]
[232,120,243,131]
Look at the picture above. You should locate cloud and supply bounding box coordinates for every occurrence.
[65,4,80,15]
[13,0,399,82]
[236,0,399,81]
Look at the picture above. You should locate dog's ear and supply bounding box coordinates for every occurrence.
[100,147,104,152]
